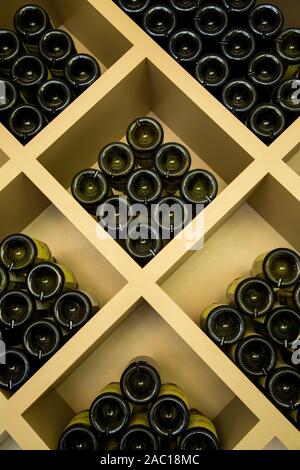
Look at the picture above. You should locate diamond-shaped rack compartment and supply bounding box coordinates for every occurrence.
[0,0,299,451]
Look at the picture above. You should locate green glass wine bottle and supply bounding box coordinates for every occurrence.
[121,357,161,405]
[0,234,52,272]
[226,277,275,318]
[154,143,191,193]
[58,411,101,450]
[252,248,300,288]
[126,117,164,169]
[71,169,111,215]
[98,142,135,192]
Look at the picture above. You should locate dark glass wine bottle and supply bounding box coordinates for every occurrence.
[121,357,161,405]
[116,0,151,22]
[143,5,177,45]
[26,262,77,301]
[126,224,162,266]
[58,411,100,450]
[37,79,73,121]
[98,142,135,192]
[168,29,202,70]
[8,104,46,144]
[152,195,189,239]
[194,4,228,50]
[126,169,162,205]
[0,266,25,295]
[14,4,53,55]
[0,30,23,78]
[220,28,256,70]
[248,53,284,92]
[226,277,275,318]
[274,79,300,124]
[262,366,300,411]
[0,348,30,391]
[194,54,230,95]
[221,0,256,25]
[178,409,220,450]
[0,234,52,272]
[0,80,20,123]
[247,104,286,145]
[169,0,202,19]
[180,169,218,206]
[275,29,300,80]
[126,117,164,169]
[149,383,189,437]
[23,318,62,361]
[200,303,246,346]
[229,329,277,377]
[71,169,111,215]
[154,143,191,193]
[39,30,76,78]
[0,290,35,331]
[277,284,300,313]
[97,196,133,241]
[12,54,48,100]
[265,307,300,349]
[54,290,100,332]
[248,4,283,44]
[65,54,101,96]
[222,79,257,119]
[120,413,160,450]
[252,248,300,288]
[89,382,133,435]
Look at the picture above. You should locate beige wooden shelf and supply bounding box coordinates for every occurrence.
[0,0,299,451]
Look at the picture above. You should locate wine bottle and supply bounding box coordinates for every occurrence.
[23,318,63,361]
[0,80,20,123]
[149,383,189,437]
[53,290,100,332]
[194,54,230,95]
[37,79,73,121]
[126,117,164,169]
[121,357,161,405]
[12,54,48,100]
[252,248,300,288]
[125,223,162,266]
[89,382,133,435]
[71,169,111,215]
[168,29,202,70]
[97,196,133,240]
[154,143,191,193]
[14,4,53,55]
[228,329,277,377]
[277,284,300,313]
[152,195,189,239]
[221,79,257,119]
[58,411,101,450]
[120,412,160,450]
[220,28,256,70]
[248,4,283,44]
[39,29,76,78]
[226,277,275,318]
[178,409,220,450]
[0,266,26,295]
[98,142,135,192]
[26,262,77,301]
[275,29,300,80]
[221,0,256,25]
[65,54,101,96]
[0,234,52,272]
[261,365,300,411]
[248,53,284,93]
[8,103,46,144]
[116,0,151,22]
[0,290,36,331]
[126,169,162,205]
[200,303,246,346]
[169,0,202,21]
[274,79,300,125]
[0,30,23,78]
[265,307,300,349]
[143,5,177,45]
[0,348,30,391]
[194,4,228,50]
[180,169,218,206]
[247,104,286,145]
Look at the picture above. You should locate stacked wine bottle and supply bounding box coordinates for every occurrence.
[200,247,300,430]
[58,357,221,451]
[71,116,218,266]
[0,233,100,393]
[115,0,300,145]
[0,4,100,144]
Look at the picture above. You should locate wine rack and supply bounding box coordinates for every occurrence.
[0,0,299,450]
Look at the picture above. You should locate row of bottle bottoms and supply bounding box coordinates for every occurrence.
[59,358,221,451]
[200,247,300,426]
[0,4,100,143]
[0,233,100,391]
